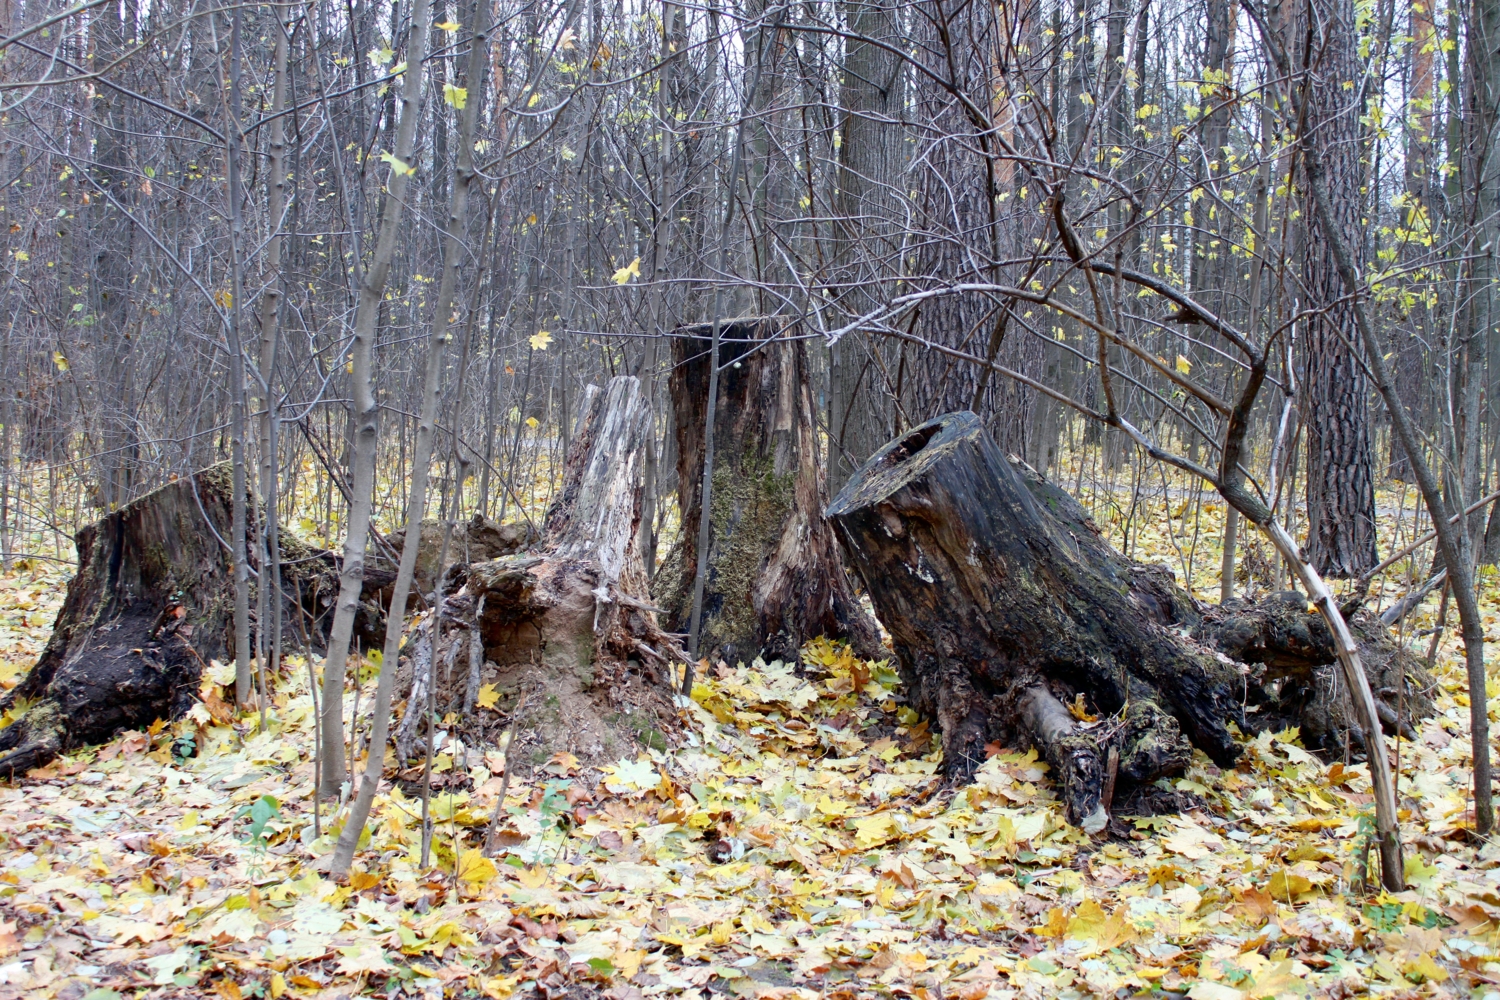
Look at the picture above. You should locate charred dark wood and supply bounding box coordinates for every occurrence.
[0,466,365,775]
[656,317,879,664]
[828,412,1246,829]
[830,413,1436,828]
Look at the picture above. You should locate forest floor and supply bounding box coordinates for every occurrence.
[0,475,1496,1000]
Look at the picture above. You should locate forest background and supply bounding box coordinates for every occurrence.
[3,0,1500,995]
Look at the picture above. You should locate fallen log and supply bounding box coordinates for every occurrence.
[0,466,371,775]
[828,412,1432,829]
[397,377,681,765]
[655,317,879,664]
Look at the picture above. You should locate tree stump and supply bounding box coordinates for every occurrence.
[830,412,1436,828]
[828,412,1246,829]
[655,317,879,665]
[0,466,368,775]
[401,377,681,766]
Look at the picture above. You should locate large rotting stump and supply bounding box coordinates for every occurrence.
[396,376,684,767]
[0,468,251,774]
[0,466,365,775]
[655,317,879,664]
[828,412,1247,831]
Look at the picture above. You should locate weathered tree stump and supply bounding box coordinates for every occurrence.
[0,468,242,774]
[830,413,1435,828]
[0,466,371,775]
[656,317,879,665]
[399,377,681,765]
[828,412,1247,829]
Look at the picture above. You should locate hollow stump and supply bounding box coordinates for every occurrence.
[656,317,878,664]
[828,412,1247,829]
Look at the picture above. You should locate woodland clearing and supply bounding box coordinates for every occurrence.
[5,0,1500,991]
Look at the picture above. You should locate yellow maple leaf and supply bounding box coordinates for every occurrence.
[1400,952,1448,983]
[336,944,394,976]
[516,865,548,888]
[455,848,498,886]
[853,813,898,847]
[1176,353,1192,374]
[483,975,522,999]
[529,330,552,351]
[476,683,500,709]
[612,257,641,285]
[435,19,459,30]
[814,794,850,818]
[380,151,415,176]
[1267,869,1313,899]
[1037,906,1071,939]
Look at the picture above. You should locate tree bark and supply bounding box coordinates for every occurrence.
[1295,0,1378,579]
[1194,592,1432,750]
[0,466,357,774]
[829,412,1244,829]
[657,318,880,665]
[826,0,903,493]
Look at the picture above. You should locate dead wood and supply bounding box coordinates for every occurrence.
[0,465,376,775]
[396,377,681,768]
[829,412,1433,829]
[654,317,880,664]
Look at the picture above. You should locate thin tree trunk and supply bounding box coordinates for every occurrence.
[257,12,291,719]
[225,9,253,707]
[333,0,491,871]
[318,0,434,798]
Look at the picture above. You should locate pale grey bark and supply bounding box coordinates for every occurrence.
[318,0,435,799]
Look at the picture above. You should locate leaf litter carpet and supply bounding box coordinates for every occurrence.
[0,566,1497,1000]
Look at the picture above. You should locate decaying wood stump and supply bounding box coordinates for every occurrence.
[830,412,1434,828]
[0,468,242,774]
[1194,592,1434,752]
[398,377,681,765]
[656,317,879,664]
[829,413,1252,829]
[0,466,372,775]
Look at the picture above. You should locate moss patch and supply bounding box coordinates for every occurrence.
[699,449,796,662]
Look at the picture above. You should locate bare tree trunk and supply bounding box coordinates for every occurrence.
[1295,0,1378,579]
[256,12,291,711]
[225,9,253,706]
[318,0,433,798]
[826,0,903,492]
[332,0,493,870]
